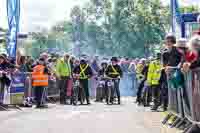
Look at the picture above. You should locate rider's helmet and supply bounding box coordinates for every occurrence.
[101,61,108,68]
[80,58,86,65]
[111,57,118,62]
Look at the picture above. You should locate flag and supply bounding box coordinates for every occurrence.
[7,0,20,58]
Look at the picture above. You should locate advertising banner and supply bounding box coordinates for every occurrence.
[10,73,25,105]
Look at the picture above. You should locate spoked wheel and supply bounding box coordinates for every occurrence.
[79,87,86,105]
[72,86,79,106]
[96,85,104,102]
[99,86,104,102]
[106,86,113,105]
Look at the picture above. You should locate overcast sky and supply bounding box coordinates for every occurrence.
[0,0,199,32]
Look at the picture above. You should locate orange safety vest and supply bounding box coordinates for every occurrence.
[32,65,48,87]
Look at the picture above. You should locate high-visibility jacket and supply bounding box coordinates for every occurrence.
[32,65,48,87]
[147,60,162,85]
[55,58,71,77]
[136,63,144,80]
[109,65,120,75]
[80,64,89,79]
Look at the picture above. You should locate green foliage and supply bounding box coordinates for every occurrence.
[71,0,170,57]
[31,0,170,58]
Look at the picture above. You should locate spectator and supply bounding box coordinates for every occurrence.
[175,38,198,63]
[162,34,183,67]
[183,35,200,71]
[18,56,27,72]
[0,54,10,70]
[70,56,76,72]
[55,54,71,104]
[25,58,34,72]
[0,54,12,102]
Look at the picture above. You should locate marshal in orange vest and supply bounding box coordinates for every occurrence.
[32,65,48,87]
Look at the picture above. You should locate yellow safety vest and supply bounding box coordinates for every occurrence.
[109,65,120,75]
[136,64,144,80]
[80,64,89,79]
[147,60,162,85]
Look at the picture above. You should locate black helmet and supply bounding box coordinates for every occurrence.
[111,57,118,62]
[80,58,86,64]
[101,62,108,66]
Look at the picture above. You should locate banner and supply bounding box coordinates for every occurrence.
[185,22,200,38]
[7,0,20,58]
[10,73,25,105]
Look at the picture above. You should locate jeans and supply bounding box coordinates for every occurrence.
[35,86,45,106]
[58,77,69,104]
[80,79,90,103]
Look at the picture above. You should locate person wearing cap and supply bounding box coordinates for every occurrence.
[55,54,71,104]
[147,53,162,111]
[95,61,108,102]
[73,58,93,105]
[105,57,123,104]
[32,57,49,108]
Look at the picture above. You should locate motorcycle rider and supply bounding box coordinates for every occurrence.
[105,57,123,104]
[73,58,93,105]
[95,61,108,102]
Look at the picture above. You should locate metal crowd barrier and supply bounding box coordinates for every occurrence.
[163,67,200,131]
[162,67,185,128]
[167,67,185,118]
[47,75,59,98]
[0,71,61,110]
[184,68,200,124]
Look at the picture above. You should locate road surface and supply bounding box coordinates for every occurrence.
[0,97,179,133]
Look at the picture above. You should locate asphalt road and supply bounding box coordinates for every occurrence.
[0,97,179,133]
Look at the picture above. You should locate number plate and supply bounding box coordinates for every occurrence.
[99,85,103,87]
[99,81,105,84]
[75,81,80,86]
[107,81,114,87]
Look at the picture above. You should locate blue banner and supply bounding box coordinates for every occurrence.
[10,73,25,93]
[10,73,25,104]
[7,0,20,58]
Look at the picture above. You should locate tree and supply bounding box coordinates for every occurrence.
[69,0,170,57]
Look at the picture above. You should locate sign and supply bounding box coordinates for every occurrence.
[10,73,25,105]
[185,22,200,38]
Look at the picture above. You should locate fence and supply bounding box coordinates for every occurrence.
[164,67,200,130]
[184,68,200,124]
[0,71,60,110]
